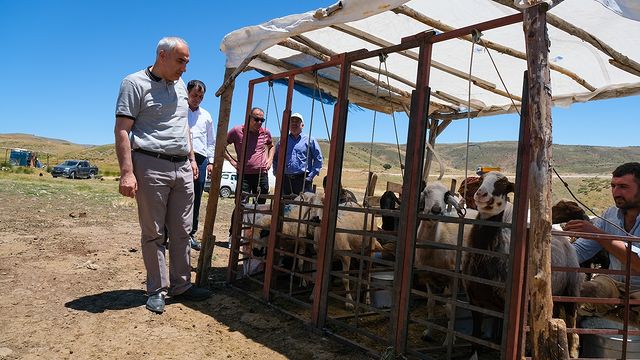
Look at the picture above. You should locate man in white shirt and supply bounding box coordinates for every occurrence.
[186,80,215,251]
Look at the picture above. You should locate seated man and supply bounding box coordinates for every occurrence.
[566,162,640,321]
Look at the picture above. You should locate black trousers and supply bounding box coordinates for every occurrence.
[230,173,269,236]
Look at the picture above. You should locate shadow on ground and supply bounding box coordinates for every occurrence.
[64,289,147,313]
[180,265,372,360]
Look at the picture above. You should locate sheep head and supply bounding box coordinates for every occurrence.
[474,172,514,218]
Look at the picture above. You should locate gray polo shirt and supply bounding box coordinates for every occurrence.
[116,67,190,156]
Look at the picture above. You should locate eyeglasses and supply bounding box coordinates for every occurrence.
[251,116,265,123]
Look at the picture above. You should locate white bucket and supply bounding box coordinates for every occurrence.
[243,258,263,276]
[371,272,394,308]
[580,317,640,357]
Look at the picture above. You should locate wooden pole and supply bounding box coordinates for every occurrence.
[196,67,236,287]
[523,5,569,359]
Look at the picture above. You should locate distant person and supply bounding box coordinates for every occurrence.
[225,107,274,242]
[567,162,640,320]
[186,79,215,251]
[272,112,323,195]
[115,36,211,314]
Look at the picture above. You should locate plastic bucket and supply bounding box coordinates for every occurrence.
[580,317,640,357]
[371,272,394,308]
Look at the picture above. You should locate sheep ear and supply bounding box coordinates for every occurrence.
[507,181,515,194]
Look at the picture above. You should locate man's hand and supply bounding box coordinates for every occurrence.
[564,219,603,234]
[119,172,137,198]
[206,163,213,178]
[191,160,199,180]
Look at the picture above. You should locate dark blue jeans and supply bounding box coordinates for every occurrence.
[282,173,314,195]
[191,154,208,237]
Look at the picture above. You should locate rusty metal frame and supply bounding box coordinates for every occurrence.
[224,10,611,359]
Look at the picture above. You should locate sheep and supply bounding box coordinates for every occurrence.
[380,181,427,232]
[552,200,609,278]
[242,193,384,310]
[380,190,401,232]
[463,172,582,356]
[414,181,478,342]
[241,195,319,278]
[307,192,384,310]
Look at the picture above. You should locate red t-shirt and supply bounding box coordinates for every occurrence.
[227,125,272,174]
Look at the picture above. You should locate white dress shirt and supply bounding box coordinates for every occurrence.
[188,106,215,162]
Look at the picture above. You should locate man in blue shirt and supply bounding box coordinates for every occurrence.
[273,112,323,195]
[566,162,640,318]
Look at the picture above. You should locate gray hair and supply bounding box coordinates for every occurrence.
[156,37,188,56]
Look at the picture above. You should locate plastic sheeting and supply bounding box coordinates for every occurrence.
[220,0,640,116]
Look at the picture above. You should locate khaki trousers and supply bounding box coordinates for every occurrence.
[133,152,194,296]
[580,274,640,323]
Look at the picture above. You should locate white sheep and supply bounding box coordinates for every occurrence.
[415,181,478,342]
[463,172,582,356]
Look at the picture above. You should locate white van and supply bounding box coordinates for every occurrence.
[204,160,276,197]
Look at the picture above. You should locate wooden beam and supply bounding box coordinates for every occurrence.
[393,5,595,92]
[434,90,485,110]
[292,34,417,88]
[523,4,569,359]
[196,67,236,286]
[330,23,499,89]
[215,55,256,97]
[290,35,473,113]
[493,0,640,77]
[610,59,640,77]
[278,39,412,98]
[256,54,410,113]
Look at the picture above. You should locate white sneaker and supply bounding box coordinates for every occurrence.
[226,235,232,249]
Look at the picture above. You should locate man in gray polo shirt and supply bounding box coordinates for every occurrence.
[115,36,211,314]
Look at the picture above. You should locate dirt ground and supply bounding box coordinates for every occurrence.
[0,174,371,360]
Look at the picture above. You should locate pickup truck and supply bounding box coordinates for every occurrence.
[51,160,99,179]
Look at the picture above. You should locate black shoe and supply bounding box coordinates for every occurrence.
[173,286,212,302]
[146,293,165,314]
[189,236,202,251]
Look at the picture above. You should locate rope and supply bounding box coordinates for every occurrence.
[367,55,384,181]
[300,82,318,194]
[382,58,404,181]
[314,72,332,142]
[462,30,480,207]
[479,38,521,117]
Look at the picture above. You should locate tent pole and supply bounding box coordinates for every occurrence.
[196,66,236,287]
[522,5,570,359]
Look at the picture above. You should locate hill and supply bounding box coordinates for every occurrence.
[2,133,638,175]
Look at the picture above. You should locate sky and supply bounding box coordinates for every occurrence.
[0,0,638,147]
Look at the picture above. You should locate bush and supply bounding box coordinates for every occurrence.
[383,163,392,171]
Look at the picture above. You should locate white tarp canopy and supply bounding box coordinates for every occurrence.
[220,0,640,118]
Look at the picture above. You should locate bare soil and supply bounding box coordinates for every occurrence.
[0,174,370,360]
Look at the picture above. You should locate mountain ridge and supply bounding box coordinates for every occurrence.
[2,133,637,175]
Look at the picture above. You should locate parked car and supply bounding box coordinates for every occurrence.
[204,171,237,197]
[203,160,276,197]
[51,160,99,179]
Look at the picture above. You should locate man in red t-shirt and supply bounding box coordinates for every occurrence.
[225,107,274,246]
[225,107,274,204]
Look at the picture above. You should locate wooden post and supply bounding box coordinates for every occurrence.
[422,117,437,181]
[196,67,236,287]
[523,5,569,359]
